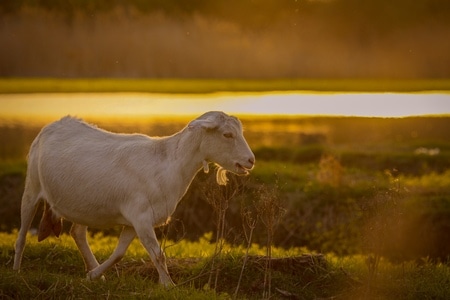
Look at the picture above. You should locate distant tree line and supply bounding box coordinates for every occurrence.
[1,0,449,78]
[2,0,449,29]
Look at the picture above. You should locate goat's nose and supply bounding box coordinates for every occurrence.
[248,157,255,166]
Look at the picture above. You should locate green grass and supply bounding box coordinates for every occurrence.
[1,232,449,299]
[1,78,450,93]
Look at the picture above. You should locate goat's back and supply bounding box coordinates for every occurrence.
[27,116,160,227]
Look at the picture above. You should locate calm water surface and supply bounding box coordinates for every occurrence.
[1,92,449,122]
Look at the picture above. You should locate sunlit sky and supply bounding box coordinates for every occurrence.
[1,92,449,121]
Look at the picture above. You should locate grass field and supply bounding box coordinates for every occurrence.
[1,78,450,94]
[1,231,449,299]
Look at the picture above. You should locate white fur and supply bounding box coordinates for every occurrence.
[13,111,254,286]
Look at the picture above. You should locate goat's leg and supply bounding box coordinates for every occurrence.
[134,225,174,287]
[14,193,40,271]
[70,223,100,272]
[87,226,136,280]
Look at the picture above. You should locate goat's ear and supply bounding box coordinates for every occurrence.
[188,118,219,130]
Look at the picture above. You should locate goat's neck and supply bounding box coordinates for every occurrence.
[167,129,205,187]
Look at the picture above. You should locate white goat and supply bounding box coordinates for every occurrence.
[13,111,255,286]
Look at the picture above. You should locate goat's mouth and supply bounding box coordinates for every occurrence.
[235,163,252,175]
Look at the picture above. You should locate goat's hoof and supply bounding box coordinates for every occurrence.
[86,272,106,282]
[86,272,93,281]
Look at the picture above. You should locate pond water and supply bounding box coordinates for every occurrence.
[0,92,449,122]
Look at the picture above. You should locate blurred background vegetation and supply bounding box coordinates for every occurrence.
[1,0,449,78]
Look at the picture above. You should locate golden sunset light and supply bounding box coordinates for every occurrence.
[2,0,450,298]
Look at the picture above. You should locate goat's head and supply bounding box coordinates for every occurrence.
[189,111,255,185]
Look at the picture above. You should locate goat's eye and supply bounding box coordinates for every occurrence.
[223,133,233,139]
